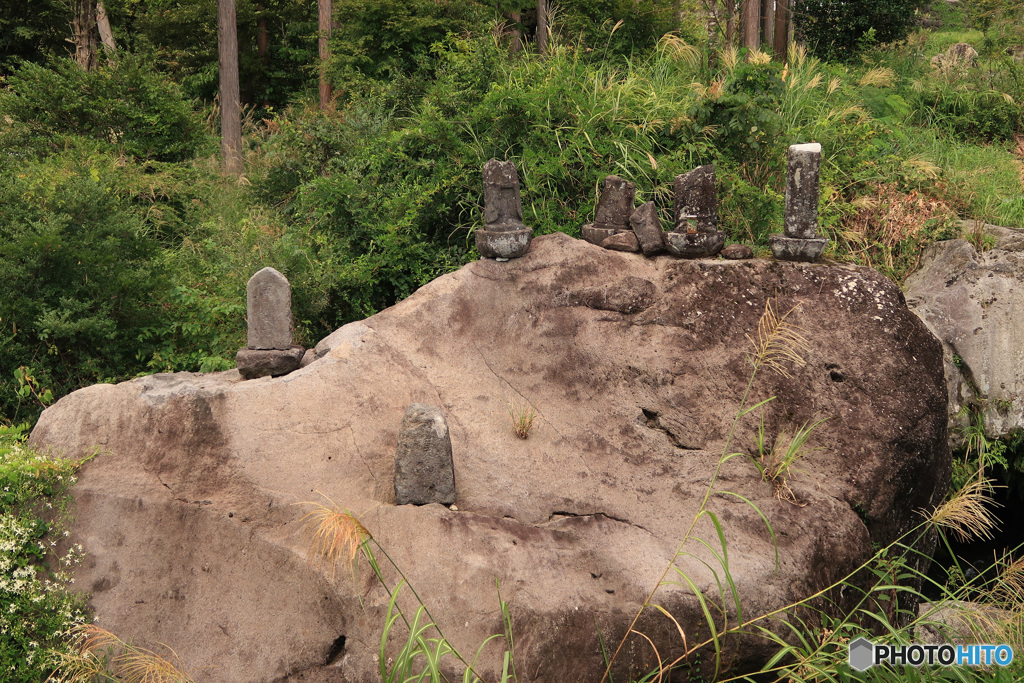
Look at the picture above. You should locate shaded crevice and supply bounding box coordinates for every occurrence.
[641,408,701,450]
[544,510,651,535]
[326,634,346,665]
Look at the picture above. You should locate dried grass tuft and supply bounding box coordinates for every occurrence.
[746,300,809,378]
[297,495,371,578]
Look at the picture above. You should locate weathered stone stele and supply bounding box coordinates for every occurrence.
[582,175,636,246]
[665,164,725,258]
[31,234,950,682]
[247,267,292,350]
[770,143,829,262]
[236,267,303,379]
[905,228,1024,440]
[475,159,532,260]
[630,201,665,256]
[394,403,456,506]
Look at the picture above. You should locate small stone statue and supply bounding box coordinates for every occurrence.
[475,159,533,260]
[236,267,304,379]
[664,165,725,258]
[770,143,829,262]
[582,175,637,250]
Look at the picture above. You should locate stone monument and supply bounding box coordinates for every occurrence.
[664,164,725,258]
[475,159,533,260]
[630,201,666,256]
[770,143,829,262]
[394,404,456,506]
[236,267,304,379]
[582,175,637,250]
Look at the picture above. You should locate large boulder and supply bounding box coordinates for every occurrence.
[905,224,1024,440]
[30,233,950,682]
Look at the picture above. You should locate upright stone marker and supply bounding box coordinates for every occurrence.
[236,267,304,379]
[664,164,725,258]
[247,267,292,349]
[582,175,637,248]
[394,404,456,506]
[770,143,829,262]
[475,159,533,260]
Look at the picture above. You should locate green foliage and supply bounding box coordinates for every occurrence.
[0,54,206,162]
[551,0,677,59]
[0,0,68,75]
[0,425,89,681]
[795,0,924,63]
[0,155,167,423]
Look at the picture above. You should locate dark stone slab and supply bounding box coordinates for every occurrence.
[674,165,717,233]
[630,202,665,256]
[601,231,640,252]
[394,404,456,506]
[236,346,305,379]
[593,175,636,231]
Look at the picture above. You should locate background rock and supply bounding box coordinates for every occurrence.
[31,234,949,682]
[905,232,1024,440]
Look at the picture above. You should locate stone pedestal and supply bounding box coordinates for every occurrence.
[771,143,829,262]
[664,230,726,258]
[476,159,533,259]
[236,346,305,379]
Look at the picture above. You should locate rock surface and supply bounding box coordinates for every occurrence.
[31,234,950,682]
[905,232,1024,439]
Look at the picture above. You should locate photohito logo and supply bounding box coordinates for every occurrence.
[848,638,1015,671]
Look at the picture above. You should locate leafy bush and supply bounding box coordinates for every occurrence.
[0,425,88,681]
[0,54,206,162]
[0,158,167,422]
[795,0,925,62]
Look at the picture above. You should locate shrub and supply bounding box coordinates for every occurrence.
[0,425,88,682]
[0,54,206,162]
[795,0,925,63]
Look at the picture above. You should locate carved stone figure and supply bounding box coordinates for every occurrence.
[475,159,533,260]
[664,164,725,258]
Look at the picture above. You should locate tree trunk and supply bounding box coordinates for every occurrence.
[773,0,789,61]
[218,0,244,175]
[73,0,98,71]
[762,0,774,53]
[742,0,760,50]
[536,0,547,56]
[319,0,333,109]
[96,0,116,55]
[257,3,269,64]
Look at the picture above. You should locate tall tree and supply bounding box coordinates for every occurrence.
[72,0,98,70]
[536,0,547,55]
[742,0,760,49]
[319,0,333,108]
[218,0,243,175]
[772,0,789,60]
[96,0,117,55]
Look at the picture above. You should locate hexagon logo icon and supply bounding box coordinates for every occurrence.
[849,637,875,671]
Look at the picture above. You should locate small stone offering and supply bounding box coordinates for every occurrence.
[664,165,725,258]
[394,404,456,506]
[476,159,533,260]
[721,244,754,260]
[601,231,640,252]
[769,143,829,262]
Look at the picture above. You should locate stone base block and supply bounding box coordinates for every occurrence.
[581,224,622,246]
[769,234,829,262]
[664,230,726,258]
[601,231,640,252]
[476,227,532,259]
[236,346,305,380]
